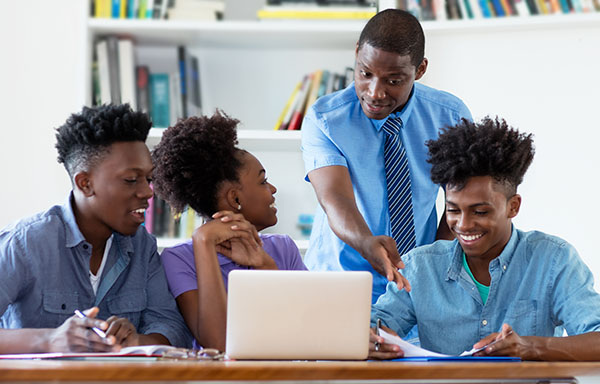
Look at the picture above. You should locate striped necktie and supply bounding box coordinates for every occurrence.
[382,117,416,256]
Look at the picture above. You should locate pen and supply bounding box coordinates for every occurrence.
[374,318,382,351]
[74,309,107,339]
[470,330,514,355]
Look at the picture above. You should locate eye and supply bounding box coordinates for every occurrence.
[124,178,137,184]
[446,208,459,213]
[261,177,269,185]
[360,69,371,78]
[474,211,488,216]
[388,79,403,86]
[146,177,153,184]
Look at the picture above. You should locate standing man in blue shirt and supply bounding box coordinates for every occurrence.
[302,9,472,301]
[370,117,600,360]
[0,104,190,353]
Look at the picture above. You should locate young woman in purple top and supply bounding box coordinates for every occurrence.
[152,111,307,351]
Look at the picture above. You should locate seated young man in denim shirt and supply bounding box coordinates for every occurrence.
[0,104,190,353]
[370,117,600,360]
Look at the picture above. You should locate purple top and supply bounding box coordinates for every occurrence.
[160,233,308,299]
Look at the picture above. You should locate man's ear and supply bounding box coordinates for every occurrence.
[415,58,428,81]
[507,194,522,219]
[74,171,94,197]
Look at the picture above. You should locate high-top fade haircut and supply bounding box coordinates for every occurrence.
[357,9,425,68]
[151,111,245,217]
[55,103,151,180]
[426,117,535,197]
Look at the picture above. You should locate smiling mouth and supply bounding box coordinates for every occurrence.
[457,233,484,242]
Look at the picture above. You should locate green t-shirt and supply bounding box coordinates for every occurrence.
[462,253,490,305]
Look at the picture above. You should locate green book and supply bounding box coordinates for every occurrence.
[149,73,170,128]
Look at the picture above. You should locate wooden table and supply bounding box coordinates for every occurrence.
[1,360,600,383]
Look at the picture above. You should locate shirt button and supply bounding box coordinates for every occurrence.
[61,304,66,310]
[482,320,488,326]
[503,265,507,271]
[83,244,89,250]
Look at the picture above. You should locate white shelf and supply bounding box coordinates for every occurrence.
[146,128,301,151]
[87,18,367,49]
[87,13,600,48]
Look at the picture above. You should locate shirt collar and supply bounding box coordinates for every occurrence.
[60,191,131,253]
[61,192,86,248]
[447,225,519,281]
[372,85,416,132]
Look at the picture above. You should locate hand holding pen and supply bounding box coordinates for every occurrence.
[471,323,516,356]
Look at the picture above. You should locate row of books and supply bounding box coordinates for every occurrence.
[92,37,201,128]
[274,68,354,131]
[146,195,205,239]
[91,0,225,21]
[385,0,600,20]
[259,0,377,19]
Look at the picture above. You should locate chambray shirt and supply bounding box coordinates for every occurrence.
[0,194,191,347]
[372,227,600,356]
[302,82,472,301]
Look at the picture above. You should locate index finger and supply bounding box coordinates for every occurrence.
[392,269,411,292]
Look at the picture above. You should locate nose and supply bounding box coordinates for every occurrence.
[139,180,154,201]
[367,78,385,100]
[269,182,277,195]
[456,213,473,232]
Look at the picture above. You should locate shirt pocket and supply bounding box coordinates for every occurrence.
[502,299,537,336]
[106,289,147,328]
[42,291,80,328]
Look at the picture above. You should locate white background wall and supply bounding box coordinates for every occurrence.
[1,1,599,287]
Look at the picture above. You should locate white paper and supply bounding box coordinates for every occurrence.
[378,328,485,357]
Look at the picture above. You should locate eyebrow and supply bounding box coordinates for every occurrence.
[357,61,409,77]
[446,201,492,208]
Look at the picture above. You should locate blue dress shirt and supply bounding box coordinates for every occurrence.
[372,227,600,356]
[302,82,472,300]
[0,194,191,347]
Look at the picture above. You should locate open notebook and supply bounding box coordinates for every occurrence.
[225,270,373,360]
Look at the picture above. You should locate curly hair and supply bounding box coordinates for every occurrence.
[358,9,425,68]
[151,111,243,216]
[426,117,535,196]
[55,103,151,178]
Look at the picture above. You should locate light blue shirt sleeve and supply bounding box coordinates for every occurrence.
[301,107,348,182]
[371,281,417,339]
[0,231,31,317]
[551,242,600,335]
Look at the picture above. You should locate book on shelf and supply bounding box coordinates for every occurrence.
[377,0,599,20]
[118,39,137,110]
[276,67,354,131]
[92,37,202,127]
[258,5,377,19]
[149,73,170,128]
[92,0,224,20]
[136,65,151,114]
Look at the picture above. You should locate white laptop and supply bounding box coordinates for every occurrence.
[225,270,372,360]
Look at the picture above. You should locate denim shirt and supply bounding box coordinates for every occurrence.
[302,82,472,301]
[0,194,191,347]
[372,227,600,356]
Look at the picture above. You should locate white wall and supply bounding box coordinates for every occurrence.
[0,0,86,225]
[421,22,600,286]
[1,2,600,286]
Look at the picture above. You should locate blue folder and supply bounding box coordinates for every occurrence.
[386,356,521,362]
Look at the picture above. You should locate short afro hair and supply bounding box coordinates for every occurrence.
[151,111,243,217]
[358,9,425,68]
[426,117,535,196]
[55,103,151,178]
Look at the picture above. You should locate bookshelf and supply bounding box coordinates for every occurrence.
[83,5,600,255]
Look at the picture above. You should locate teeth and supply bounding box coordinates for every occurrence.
[460,233,483,241]
[133,208,145,214]
[269,203,276,209]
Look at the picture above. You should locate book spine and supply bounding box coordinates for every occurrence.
[177,46,188,118]
[149,73,171,128]
[118,39,137,110]
[106,36,122,104]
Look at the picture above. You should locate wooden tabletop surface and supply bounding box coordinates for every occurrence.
[1,359,600,382]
